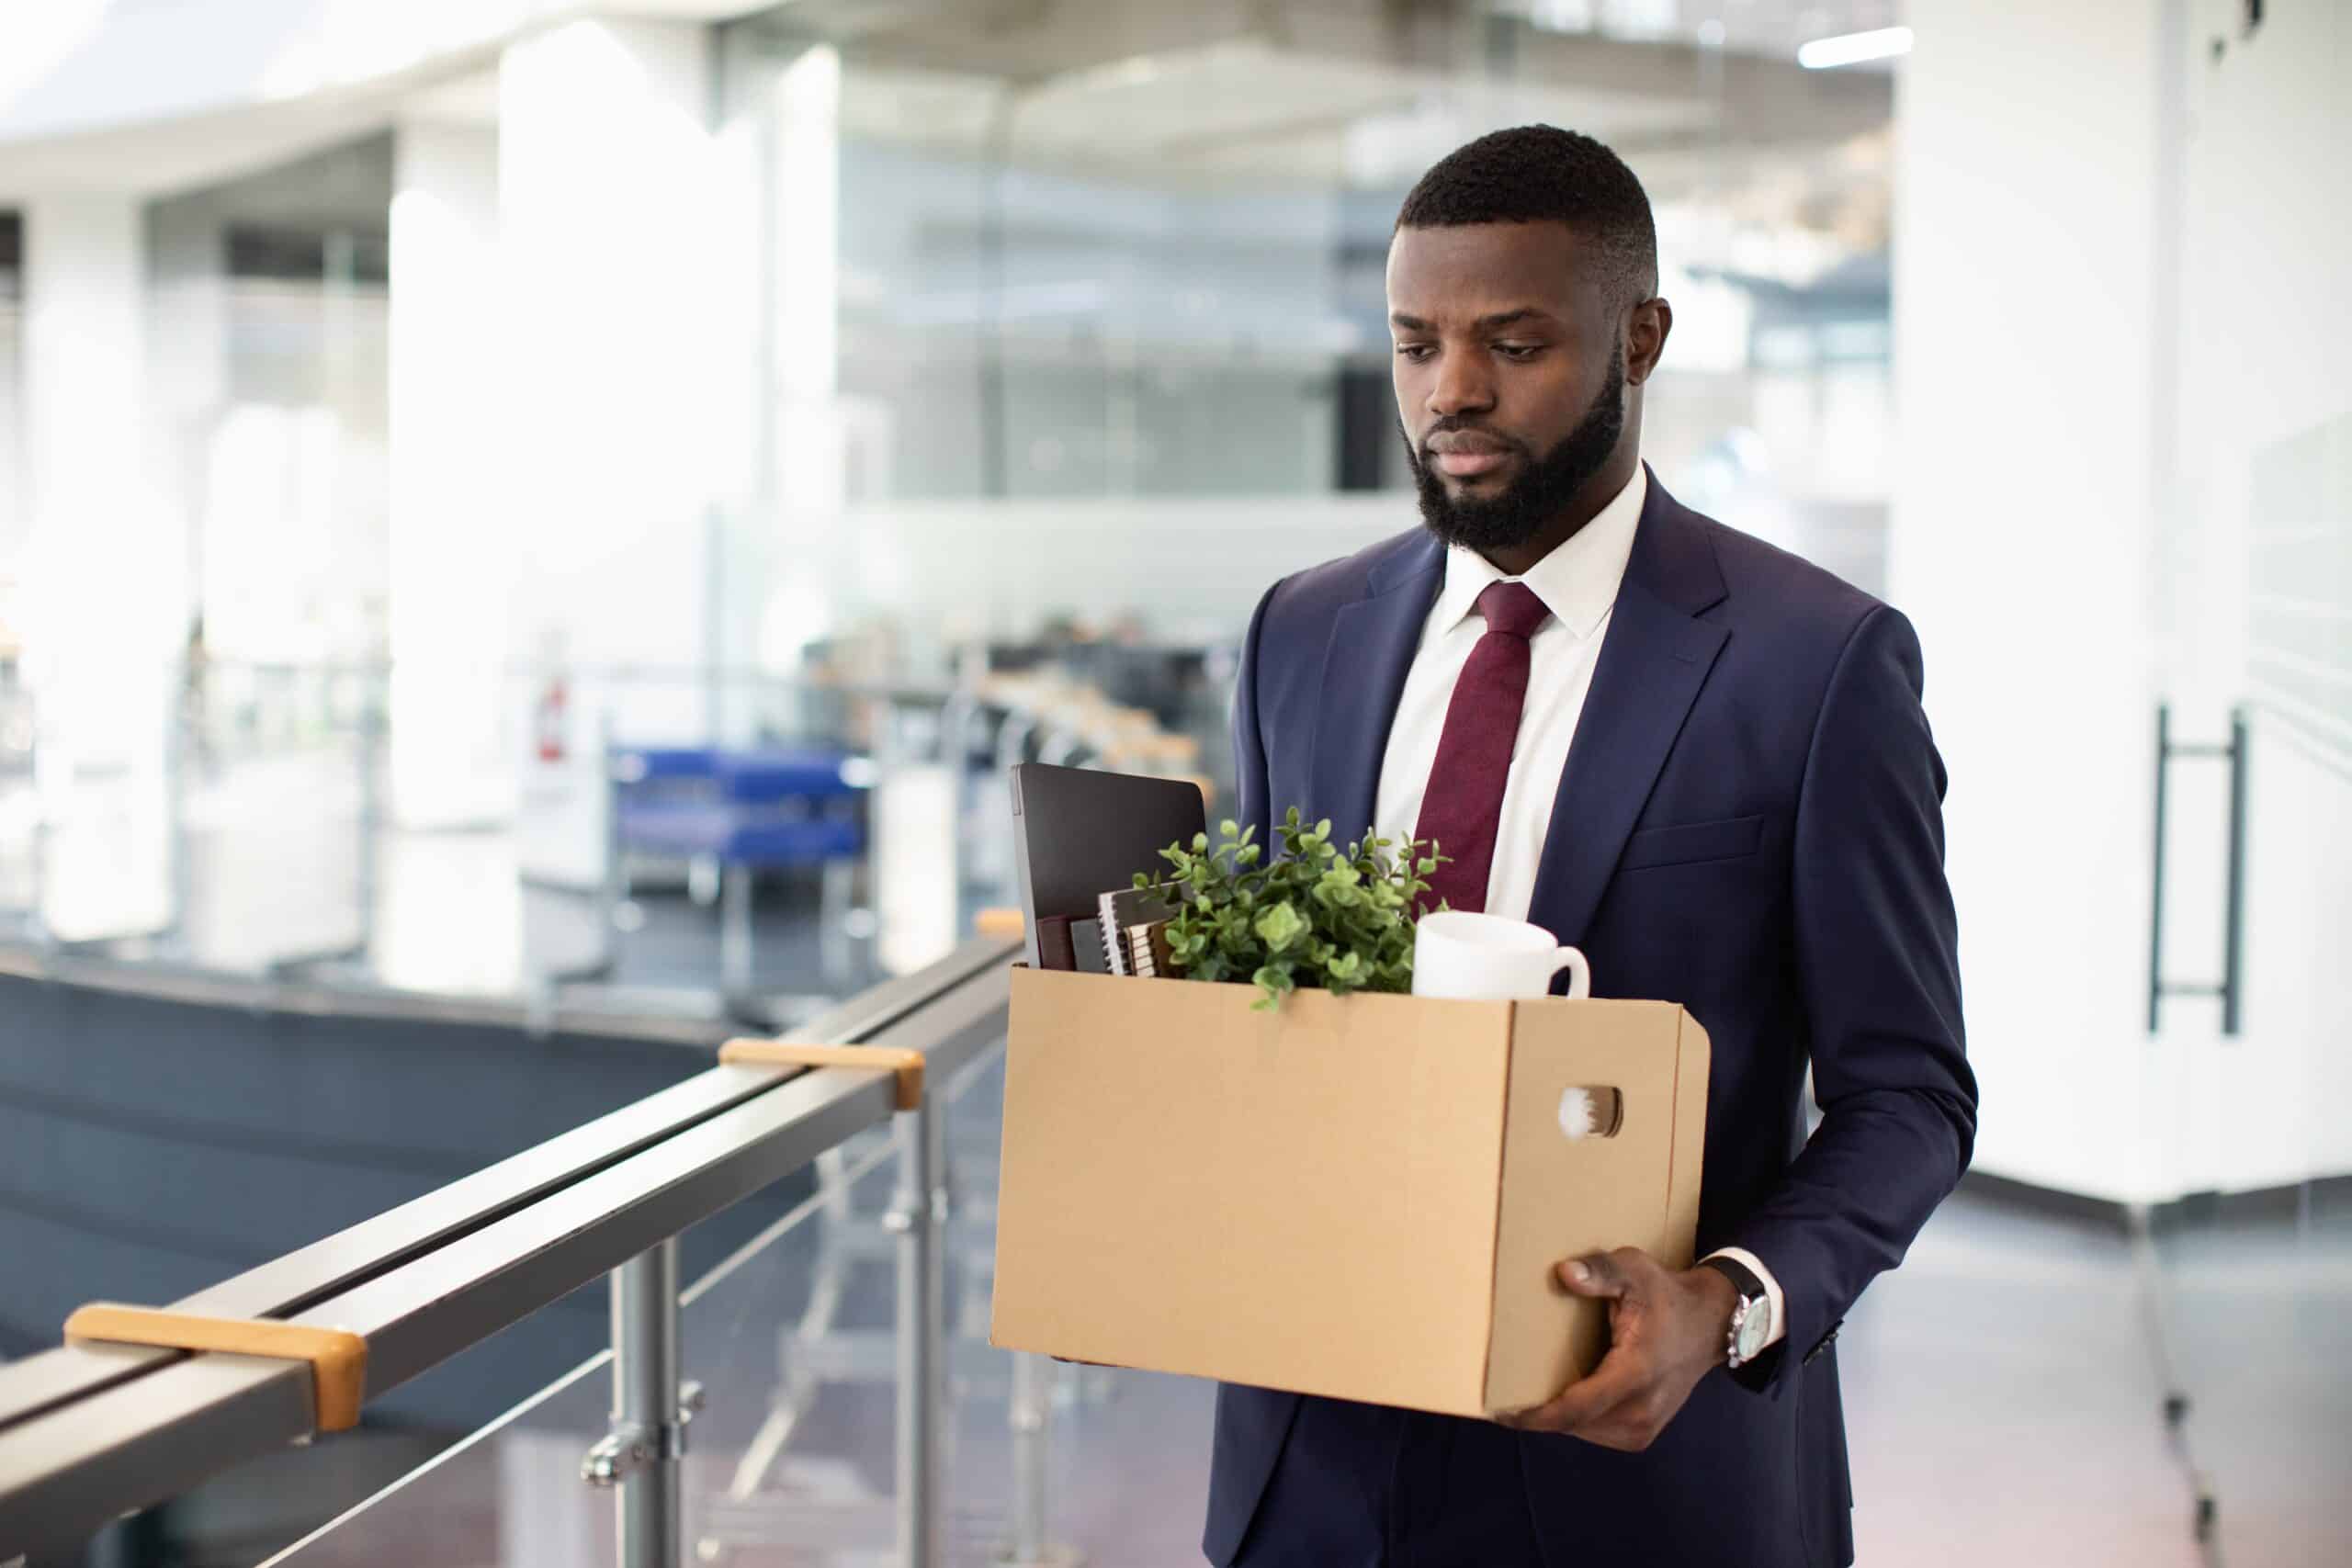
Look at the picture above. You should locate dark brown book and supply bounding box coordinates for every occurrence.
[1035,914,1079,973]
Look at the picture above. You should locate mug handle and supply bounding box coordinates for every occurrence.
[1552,946,1592,1001]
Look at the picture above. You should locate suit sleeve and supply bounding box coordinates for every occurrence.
[1229,578,1282,844]
[1728,604,1978,1393]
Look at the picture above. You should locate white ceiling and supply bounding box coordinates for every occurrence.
[837,38,1721,186]
[0,0,1898,250]
[1493,0,1907,62]
[797,0,1894,187]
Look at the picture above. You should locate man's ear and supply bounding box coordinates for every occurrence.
[1625,297,1673,387]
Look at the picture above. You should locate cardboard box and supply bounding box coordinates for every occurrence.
[989,966,1711,1417]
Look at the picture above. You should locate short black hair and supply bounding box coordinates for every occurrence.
[1396,125,1658,308]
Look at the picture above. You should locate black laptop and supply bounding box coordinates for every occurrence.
[1007,763,1207,971]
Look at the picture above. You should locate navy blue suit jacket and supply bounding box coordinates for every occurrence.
[1204,471,1977,1568]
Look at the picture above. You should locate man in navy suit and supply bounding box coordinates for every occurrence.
[1207,126,1977,1567]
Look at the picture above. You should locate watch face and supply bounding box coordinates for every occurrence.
[1734,1296,1773,1362]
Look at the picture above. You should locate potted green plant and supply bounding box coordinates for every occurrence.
[1140,807,1448,1010]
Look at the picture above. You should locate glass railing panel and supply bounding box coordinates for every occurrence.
[258,1326,615,1567]
[677,1041,1034,1567]
[668,1035,1219,1567]
[678,1121,909,1563]
[245,1084,929,1567]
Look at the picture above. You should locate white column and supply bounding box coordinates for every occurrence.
[20,197,178,939]
[1891,0,2166,1200]
[21,197,176,691]
[753,44,845,671]
[495,17,753,884]
[388,118,513,829]
[498,17,738,727]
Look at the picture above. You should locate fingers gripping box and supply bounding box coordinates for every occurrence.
[989,967,1710,1416]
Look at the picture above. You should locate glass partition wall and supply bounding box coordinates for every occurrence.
[717,3,1900,673]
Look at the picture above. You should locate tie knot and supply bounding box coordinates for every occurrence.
[1476,581,1551,640]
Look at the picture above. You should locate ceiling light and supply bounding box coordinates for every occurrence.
[1797,25,1913,68]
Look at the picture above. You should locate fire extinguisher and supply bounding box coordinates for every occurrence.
[535,672,568,763]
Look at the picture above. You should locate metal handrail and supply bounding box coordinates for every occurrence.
[0,934,1022,1563]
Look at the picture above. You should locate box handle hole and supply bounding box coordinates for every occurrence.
[1557,1087,1623,1140]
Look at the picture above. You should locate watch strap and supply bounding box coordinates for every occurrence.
[1700,1254,1770,1369]
[1700,1253,1767,1303]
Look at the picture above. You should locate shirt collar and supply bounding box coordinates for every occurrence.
[1431,461,1647,641]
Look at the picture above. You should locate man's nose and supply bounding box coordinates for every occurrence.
[1427,352,1494,420]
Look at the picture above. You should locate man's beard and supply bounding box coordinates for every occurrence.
[1405,346,1626,555]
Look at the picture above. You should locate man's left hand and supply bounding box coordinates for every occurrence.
[1497,1247,1736,1451]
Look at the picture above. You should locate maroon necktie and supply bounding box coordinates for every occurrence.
[1413,581,1552,915]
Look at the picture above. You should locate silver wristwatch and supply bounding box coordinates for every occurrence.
[1702,1256,1774,1369]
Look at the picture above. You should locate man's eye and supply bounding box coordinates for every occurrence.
[1395,344,1435,362]
[1495,344,1544,361]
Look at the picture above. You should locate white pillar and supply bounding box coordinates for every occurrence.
[494,17,756,884]
[388,118,513,829]
[20,197,178,940]
[498,18,739,732]
[754,44,845,673]
[21,198,177,690]
[1891,0,2167,1200]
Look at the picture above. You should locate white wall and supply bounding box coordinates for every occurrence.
[2149,0,2352,1194]
[1897,0,2352,1201]
[1893,0,2168,1201]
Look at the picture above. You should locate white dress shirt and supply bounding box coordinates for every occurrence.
[1371,462,1786,1350]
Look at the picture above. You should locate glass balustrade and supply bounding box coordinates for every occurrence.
[254,1039,1046,1568]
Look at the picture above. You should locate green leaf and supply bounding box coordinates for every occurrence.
[1253,901,1307,953]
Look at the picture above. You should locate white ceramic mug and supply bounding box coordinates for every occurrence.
[1410,910,1592,1002]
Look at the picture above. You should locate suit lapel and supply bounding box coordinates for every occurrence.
[1308,536,1443,848]
[1526,474,1729,948]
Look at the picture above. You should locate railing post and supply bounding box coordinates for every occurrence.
[588,1239,686,1568]
[890,1092,944,1567]
[1005,1352,1052,1564]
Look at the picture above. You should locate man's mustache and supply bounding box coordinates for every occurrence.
[1418,423,1530,462]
